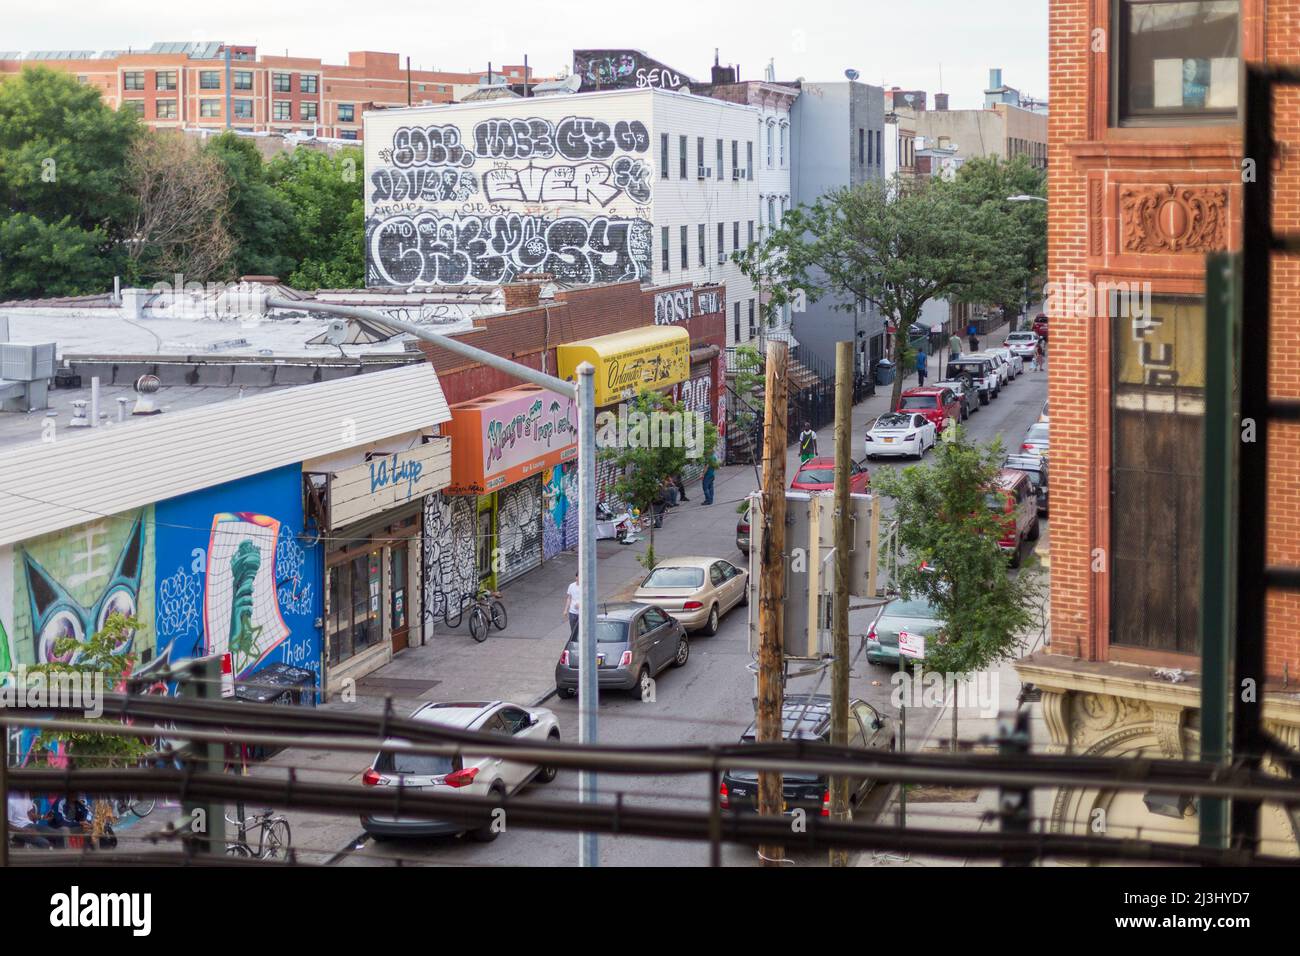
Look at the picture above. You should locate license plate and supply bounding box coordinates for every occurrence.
[596,655,605,666]
[883,437,894,443]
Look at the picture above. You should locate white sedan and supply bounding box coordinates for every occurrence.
[864,412,937,460]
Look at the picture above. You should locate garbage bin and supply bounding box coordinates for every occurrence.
[875,359,895,386]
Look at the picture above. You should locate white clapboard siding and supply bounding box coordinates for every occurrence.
[0,364,450,547]
[328,438,452,528]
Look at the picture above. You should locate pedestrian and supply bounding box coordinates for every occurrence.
[564,572,581,640]
[798,422,818,462]
[673,471,689,503]
[701,458,716,506]
[967,323,978,352]
[915,348,927,386]
[948,331,962,361]
[7,791,59,849]
[1036,336,1046,371]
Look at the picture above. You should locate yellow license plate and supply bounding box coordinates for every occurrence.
[596,656,604,666]
[883,437,895,443]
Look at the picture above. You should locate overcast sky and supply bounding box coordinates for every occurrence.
[9,0,1048,111]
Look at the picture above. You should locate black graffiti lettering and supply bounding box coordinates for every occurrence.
[390,125,475,168]
[370,167,479,204]
[483,161,626,206]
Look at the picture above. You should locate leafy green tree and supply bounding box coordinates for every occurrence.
[267,147,365,288]
[0,67,139,296]
[953,155,1047,320]
[204,132,297,279]
[871,427,1042,677]
[599,389,718,570]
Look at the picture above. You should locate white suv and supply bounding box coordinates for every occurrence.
[988,346,1023,378]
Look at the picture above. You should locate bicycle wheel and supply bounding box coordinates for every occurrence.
[129,797,155,818]
[264,819,291,859]
[225,842,253,857]
[445,592,463,629]
[468,606,489,643]
[490,601,507,631]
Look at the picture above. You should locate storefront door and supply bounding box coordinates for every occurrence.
[390,544,410,653]
[496,474,544,586]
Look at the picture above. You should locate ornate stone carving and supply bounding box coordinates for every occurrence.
[1120,184,1228,254]
[1073,692,1152,743]
[1089,179,1104,257]
[1150,705,1185,759]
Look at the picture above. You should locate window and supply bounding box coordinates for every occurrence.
[199,99,220,118]
[661,133,670,178]
[123,71,144,91]
[733,301,741,342]
[338,103,355,123]
[122,99,145,116]
[733,221,740,252]
[273,100,291,122]
[779,123,787,165]
[717,138,724,179]
[747,141,754,180]
[199,70,220,90]
[698,223,706,266]
[662,226,670,272]
[748,220,754,247]
[301,101,318,122]
[680,224,689,269]
[272,73,291,93]
[679,134,687,179]
[155,99,177,119]
[340,130,358,140]
[697,136,704,176]
[1114,0,1239,124]
[868,128,874,165]
[731,139,739,179]
[156,71,177,91]
[766,122,774,166]
[76,75,88,84]
[300,74,318,93]
[717,222,725,263]
[233,70,253,91]
[876,130,883,166]
[859,128,865,164]
[748,299,756,336]
[234,99,254,120]
[768,196,777,228]
[1110,295,1205,651]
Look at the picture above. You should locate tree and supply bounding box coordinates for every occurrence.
[739,175,1026,411]
[267,147,365,288]
[124,131,235,283]
[0,67,139,296]
[870,427,1042,678]
[598,389,718,570]
[204,132,298,279]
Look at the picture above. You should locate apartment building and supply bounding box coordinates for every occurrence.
[0,43,507,140]
[908,72,1049,170]
[363,86,776,348]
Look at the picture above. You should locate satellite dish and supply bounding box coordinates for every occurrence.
[324,319,350,346]
[845,68,860,82]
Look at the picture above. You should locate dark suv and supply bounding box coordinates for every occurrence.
[718,694,893,817]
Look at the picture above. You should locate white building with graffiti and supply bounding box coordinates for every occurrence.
[363,87,771,348]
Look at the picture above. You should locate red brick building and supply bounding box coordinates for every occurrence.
[1017,0,1300,852]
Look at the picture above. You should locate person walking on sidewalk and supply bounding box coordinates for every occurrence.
[967,323,979,352]
[1035,337,1046,371]
[798,423,818,462]
[948,331,962,362]
[915,348,927,386]
[564,572,581,640]
[701,458,716,506]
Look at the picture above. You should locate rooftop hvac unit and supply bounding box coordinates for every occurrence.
[0,342,56,382]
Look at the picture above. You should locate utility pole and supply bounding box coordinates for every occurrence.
[829,341,853,867]
[576,361,600,868]
[757,341,788,867]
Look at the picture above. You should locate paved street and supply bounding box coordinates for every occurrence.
[257,324,1050,867]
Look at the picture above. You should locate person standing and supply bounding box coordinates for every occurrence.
[967,323,979,352]
[673,471,689,503]
[915,348,928,386]
[1036,336,1046,371]
[948,331,962,363]
[798,423,818,462]
[701,459,716,505]
[7,791,59,849]
[564,572,581,640]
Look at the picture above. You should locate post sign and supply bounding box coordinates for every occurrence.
[898,630,926,660]
[328,438,452,528]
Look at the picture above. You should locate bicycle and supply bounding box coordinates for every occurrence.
[113,794,155,820]
[224,803,291,859]
[432,589,465,628]
[463,587,508,643]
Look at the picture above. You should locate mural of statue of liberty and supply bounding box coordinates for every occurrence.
[226,539,265,675]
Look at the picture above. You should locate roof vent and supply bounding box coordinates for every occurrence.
[133,374,162,416]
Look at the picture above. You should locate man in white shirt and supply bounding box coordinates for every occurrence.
[563,572,581,640]
[7,790,56,849]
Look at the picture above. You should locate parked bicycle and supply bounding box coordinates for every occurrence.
[463,587,508,643]
[225,803,291,859]
[113,794,155,820]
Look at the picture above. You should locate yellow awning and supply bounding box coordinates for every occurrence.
[556,325,691,406]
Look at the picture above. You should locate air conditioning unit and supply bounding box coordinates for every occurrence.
[717,252,727,265]
[0,342,56,382]
[731,168,741,180]
[697,166,707,179]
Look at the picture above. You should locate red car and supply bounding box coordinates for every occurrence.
[1032,314,1048,342]
[896,386,960,433]
[790,457,870,493]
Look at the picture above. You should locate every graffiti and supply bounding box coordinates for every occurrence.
[472,116,650,161]
[366,212,652,287]
[483,158,651,207]
[370,167,479,204]
[368,452,426,499]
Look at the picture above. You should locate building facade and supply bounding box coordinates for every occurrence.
[909,71,1049,170]
[1019,0,1300,854]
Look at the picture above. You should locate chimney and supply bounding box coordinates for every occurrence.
[988,68,1002,90]
[934,92,949,110]
[502,275,548,311]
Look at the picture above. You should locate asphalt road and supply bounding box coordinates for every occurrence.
[337,365,1050,867]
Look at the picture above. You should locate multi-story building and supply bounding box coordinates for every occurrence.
[1017,0,1300,854]
[788,80,888,376]
[363,86,770,348]
[909,71,1048,170]
[0,43,533,140]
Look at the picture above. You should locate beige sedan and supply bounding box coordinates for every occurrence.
[632,556,749,635]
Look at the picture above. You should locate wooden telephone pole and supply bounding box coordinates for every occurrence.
[829,340,853,866]
[757,341,789,867]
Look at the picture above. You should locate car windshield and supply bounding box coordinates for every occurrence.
[884,595,940,619]
[591,621,630,644]
[1008,333,1035,342]
[986,492,1009,510]
[642,567,705,588]
[796,468,835,483]
[899,396,935,410]
[732,735,822,782]
[374,751,455,776]
[1026,424,1050,442]
[874,413,909,429]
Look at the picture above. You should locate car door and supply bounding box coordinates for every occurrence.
[853,700,891,751]
[708,561,727,614]
[495,705,542,791]
[641,607,671,672]
[476,710,515,791]
[717,560,742,612]
[914,414,934,448]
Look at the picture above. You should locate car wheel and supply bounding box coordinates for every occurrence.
[1010,537,1024,570]
[631,665,651,699]
[558,686,576,699]
[536,730,561,784]
[1028,517,1041,542]
[702,604,720,636]
[469,783,507,842]
[673,634,690,668]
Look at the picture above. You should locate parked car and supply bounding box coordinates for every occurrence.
[866,592,943,665]
[896,386,960,434]
[1020,421,1050,458]
[791,456,871,493]
[718,694,893,817]
[934,378,978,420]
[1004,453,1049,517]
[360,700,560,841]
[945,356,998,404]
[555,602,688,698]
[864,411,936,460]
[736,505,751,554]
[1033,314,1049,342]
[968,351,1009,388]
[987,468,1040,568]
[1005,331,1040,362]
[633,556,748,635]
[987,345,1023,378]
[1039,400,1049,423]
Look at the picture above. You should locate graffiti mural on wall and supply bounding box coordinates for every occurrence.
[543,463,580,559]
[367,110,654,288]
[572,50,694,93]
[423,492,478,629]
[496,477,543,584]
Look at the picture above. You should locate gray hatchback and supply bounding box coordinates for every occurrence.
[555,602,689,699]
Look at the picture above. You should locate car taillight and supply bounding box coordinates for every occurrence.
[821,790,831,817]
[444,767,479,788]
[739,523,750,533]
[362,768,381,786]
[682,600,704,610]
[867,628,876,641]
[559,649,569,666]
[904,433,916,441]
[619,650,633,666]
[1022,443,1032,451]
[719,780,730,809]
[864,434,873,442]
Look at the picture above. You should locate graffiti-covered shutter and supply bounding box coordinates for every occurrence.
[677,364,716,483]
[423,492,478,627]
[496,475,543,585]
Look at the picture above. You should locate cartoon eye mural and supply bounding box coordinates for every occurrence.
[37,610,85,664]
[96,585,138,653]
